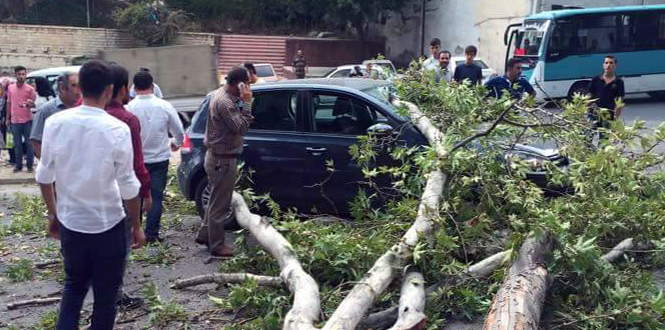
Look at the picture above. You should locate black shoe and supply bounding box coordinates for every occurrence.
[12,168,21,173]
[26,167,33,173]
[146,236,164,244]
[117,293,143,310]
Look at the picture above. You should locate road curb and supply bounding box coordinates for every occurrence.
[0,178,35,185]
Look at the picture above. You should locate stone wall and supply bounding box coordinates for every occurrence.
[0,24,218,72]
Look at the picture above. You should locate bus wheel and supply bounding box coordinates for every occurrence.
[568,81,589,101]
[648,91,665,101]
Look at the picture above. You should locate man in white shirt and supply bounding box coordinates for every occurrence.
[128,70,185,244]
[422,37,442,71]
[36,60,145,330]
[436,50,453,83]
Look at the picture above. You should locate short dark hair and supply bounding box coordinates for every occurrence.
[79,60,113,99]
[57,71,77,92]
[133,71,154,91]
[440,50,452,58]
[430,38,441,47]
[14,65,26,73]
[243,62,257,75]
[605,55,617,64]
[506,58,522,71]
[34,76,55,98]
[109,63,129,99]
[226,66,249,85]
[465,45,478,55]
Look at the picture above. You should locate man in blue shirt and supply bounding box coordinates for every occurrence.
[485,58,536,100]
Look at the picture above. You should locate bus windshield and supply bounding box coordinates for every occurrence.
[514,20,550,56]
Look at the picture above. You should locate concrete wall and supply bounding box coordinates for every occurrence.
[99,45,218,98]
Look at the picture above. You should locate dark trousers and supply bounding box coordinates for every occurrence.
[0,121,16,163]
[58,219,128,330]
[145,160,169,240]
[10,121,33,170]
[196,153,237,250]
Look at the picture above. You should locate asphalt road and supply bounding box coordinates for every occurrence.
[621,95,665,130]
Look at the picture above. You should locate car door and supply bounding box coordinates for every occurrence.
[300,89,396,213]
[242,89,311,205]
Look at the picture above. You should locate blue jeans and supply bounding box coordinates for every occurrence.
[145,160,169,240]
[58,219,128,330]
[10,121,34,170]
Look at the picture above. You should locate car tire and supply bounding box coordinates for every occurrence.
[648,91,665,101]
[194,177,209,219]
[567,81,589,101]
[193,177,242,231]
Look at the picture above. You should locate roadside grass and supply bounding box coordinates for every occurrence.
[143,281,188,328]
[0,194,47,238]
[130,242,181,266]
[5,258,34,282]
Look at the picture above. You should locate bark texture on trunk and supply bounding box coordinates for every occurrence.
[232,192,320,330]
[483,234,554,330]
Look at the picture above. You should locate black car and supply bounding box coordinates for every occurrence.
[176,78,567,217]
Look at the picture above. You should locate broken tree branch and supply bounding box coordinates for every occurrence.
[360,250,509,330]
[171,273,283,290]
[34,259,60,269]
[388,271,427,330]
[231,192,319,330]
[601,238,634,263]
[7,297,61,310]
[483,233,554,330]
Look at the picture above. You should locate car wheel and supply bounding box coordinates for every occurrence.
[194,177,210,219]
[193,177,242,230]
[648,91,665,101]
[567,81,589,101]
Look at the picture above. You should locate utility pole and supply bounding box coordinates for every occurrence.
[420,0,426,58]
[86,0,91,28]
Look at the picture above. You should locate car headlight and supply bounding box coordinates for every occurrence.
[505,152,550,171]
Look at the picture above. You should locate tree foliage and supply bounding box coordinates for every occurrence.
[165,0,409,36]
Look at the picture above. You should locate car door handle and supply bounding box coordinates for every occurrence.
[306,147,328,156]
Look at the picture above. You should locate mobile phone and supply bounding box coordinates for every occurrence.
[238,82,246,91]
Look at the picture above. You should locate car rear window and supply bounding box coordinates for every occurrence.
[190,96,211,134]
[255,65,275,77]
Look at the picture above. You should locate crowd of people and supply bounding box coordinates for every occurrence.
[0,39,627,327]
[420,37,625,133]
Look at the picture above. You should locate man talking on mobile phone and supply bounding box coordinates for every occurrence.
[195,67,253,257]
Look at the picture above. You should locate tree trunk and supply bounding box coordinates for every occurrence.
[231,192,320,330]
[483,234,554,330]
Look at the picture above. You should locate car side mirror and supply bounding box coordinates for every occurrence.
[367,123,394,135]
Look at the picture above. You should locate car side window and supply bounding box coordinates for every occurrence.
[250,91,298,131]
[331,69,350,78]
[311,93,384,135]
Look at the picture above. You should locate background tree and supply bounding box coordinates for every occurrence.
[113,0,190,46]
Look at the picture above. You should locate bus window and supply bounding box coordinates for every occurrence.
[622,11,665,51]
[516,21,547,56]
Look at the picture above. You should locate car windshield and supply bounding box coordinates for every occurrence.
[374,63,396,74]
[455,60,489,69]
[255,65,275,77]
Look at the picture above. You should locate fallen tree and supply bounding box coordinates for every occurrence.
[173,62,665,330]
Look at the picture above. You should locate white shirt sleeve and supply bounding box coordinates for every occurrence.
[154,84,163,98]
[166,102,185,147]
[35,120,56,184]
[113,127,140,200]
[129,85,136,98]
